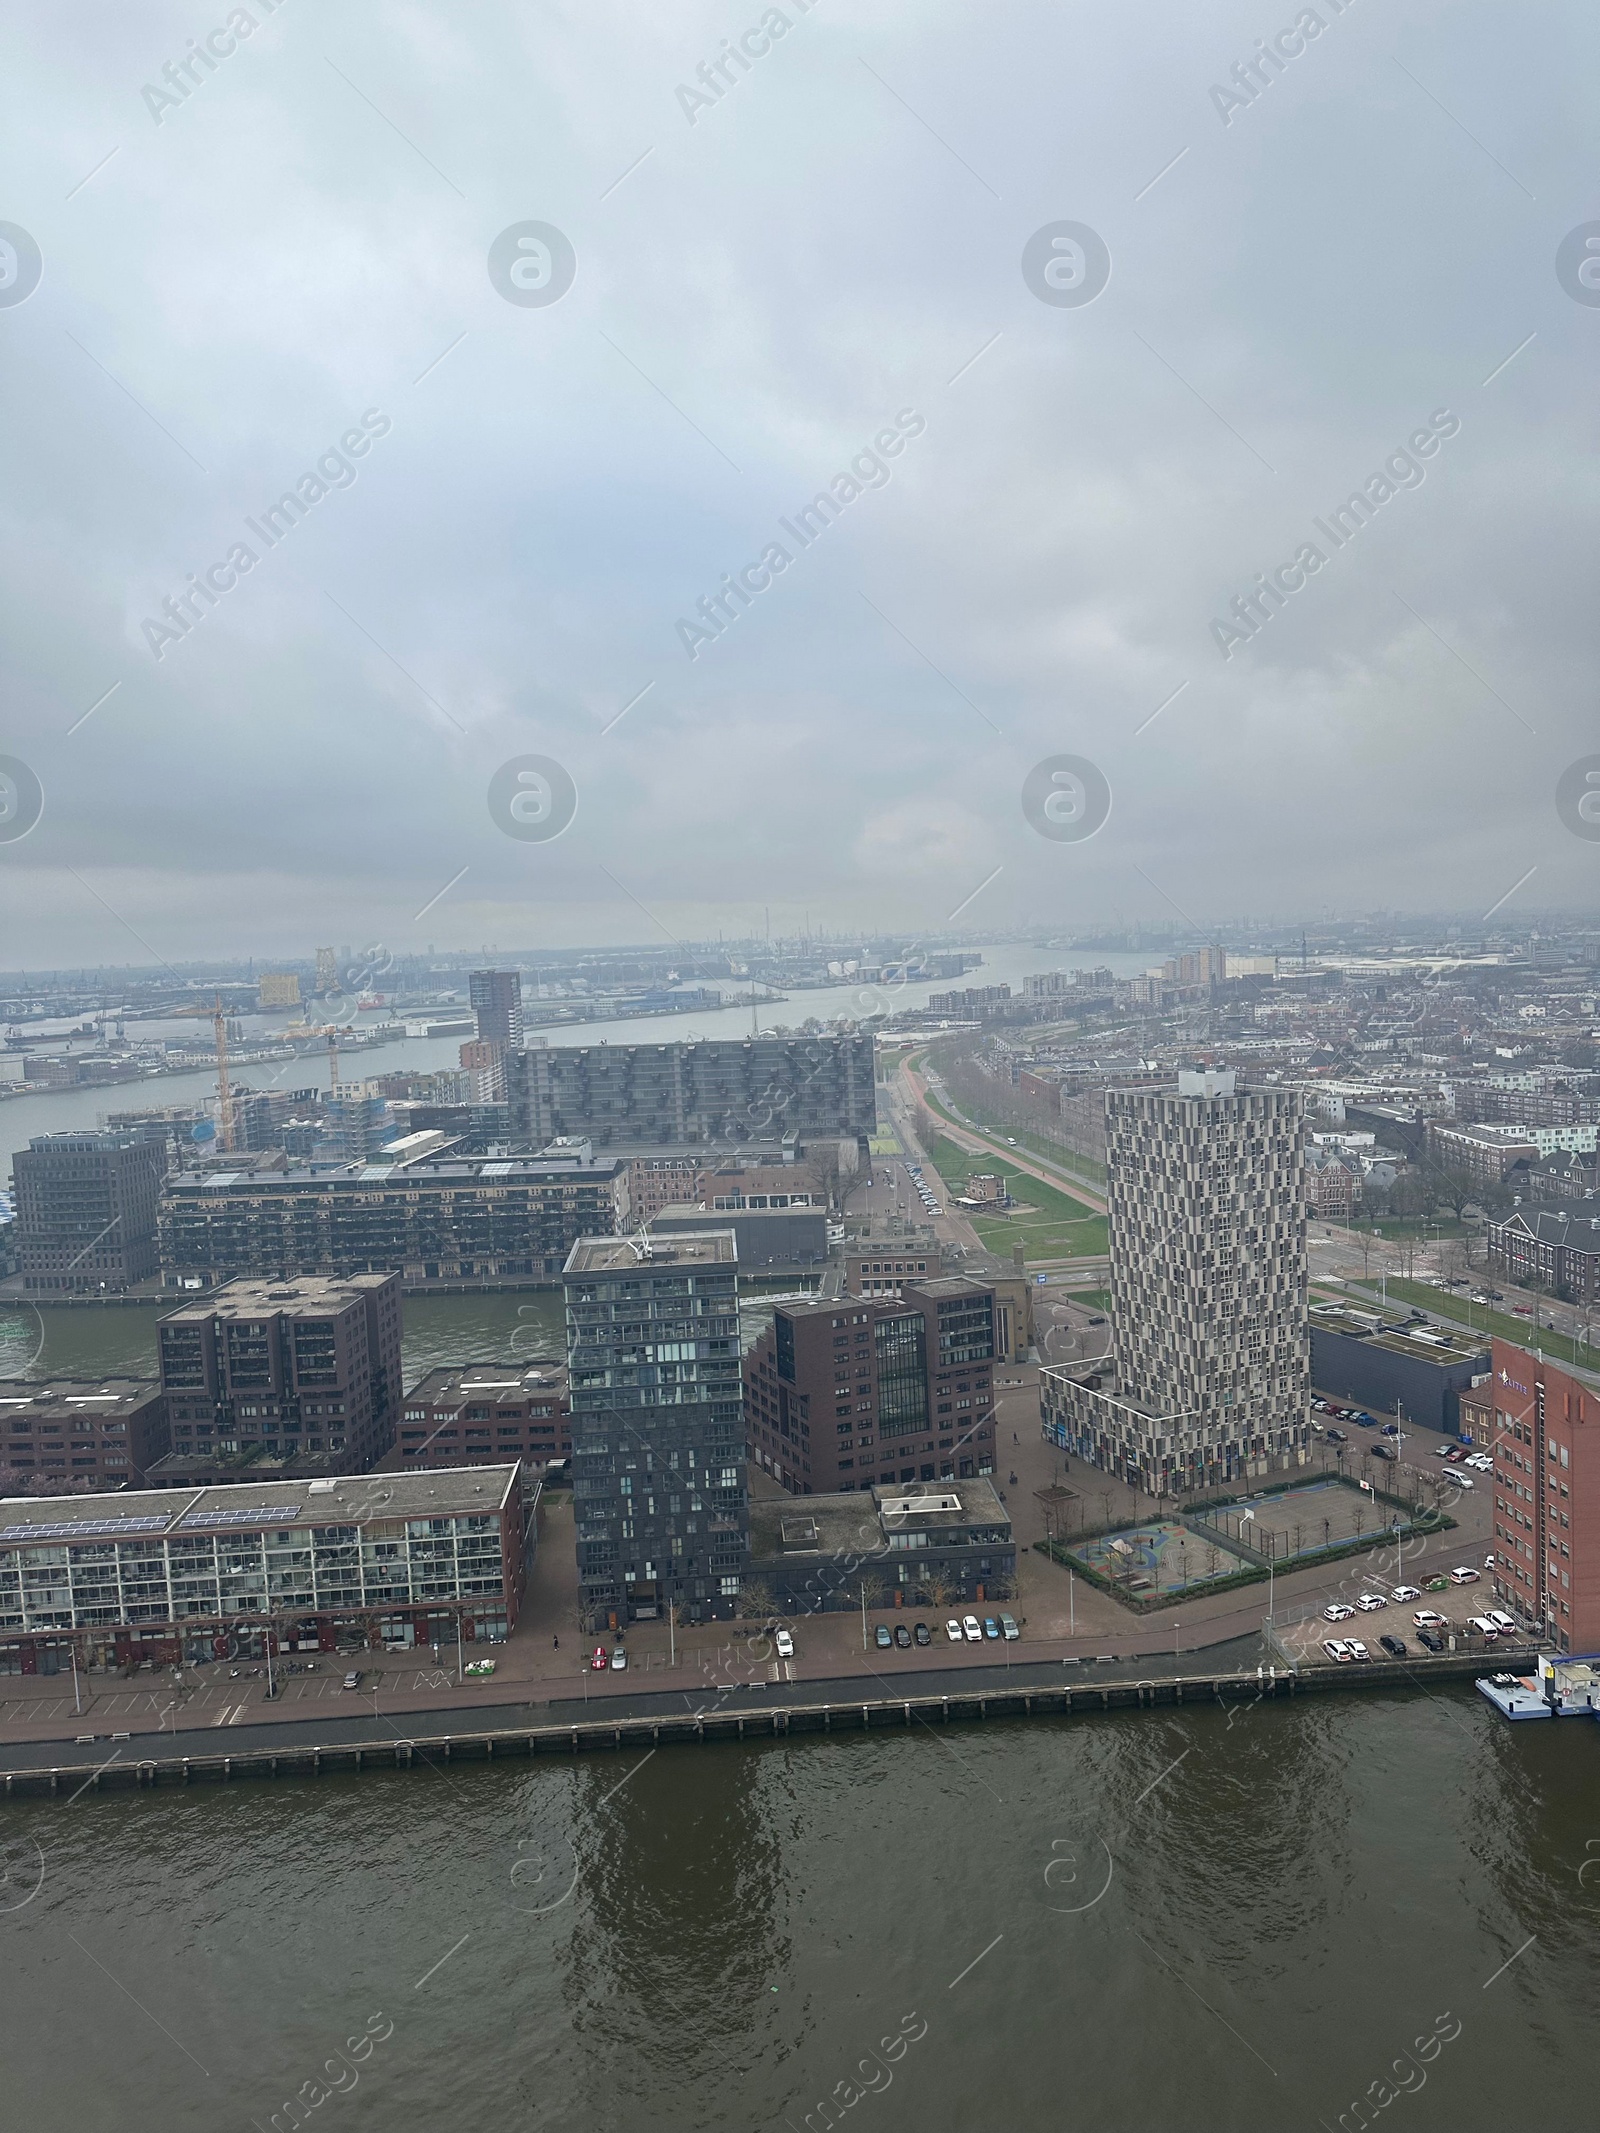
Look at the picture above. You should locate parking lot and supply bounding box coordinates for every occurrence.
[1272,1553,1517,1667]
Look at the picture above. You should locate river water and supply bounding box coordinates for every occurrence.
[0,944,1157,1171]
[2,1686,1595,2132]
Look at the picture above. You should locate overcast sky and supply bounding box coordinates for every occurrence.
[0,0,1596,966]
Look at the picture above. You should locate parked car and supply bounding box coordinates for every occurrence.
[1441,1471,1473,1489]
[945,1619,964,1643]
[1450,1566,1481,1584]
[1356,1594,1387,1612]
[1418,1629,1446,1652]
[913,1621,932,1647]
[1323,1639,1353,1662]
[1486,1611,1517,1635]
[1381,1423,1400,1437]
[999,1613,1019,1641]
[1373,1443,1398,1461]
[1413,1609,1448,1628]
[610,1647,628,1671]
[982,1617,1000,1640]
[1379,1635,1407,1657]
[1323,1603,1356,1622]
[775,1629,795,1659]
[962,1615,982,1642]
[1467,1617,1501,1639]
[872,1624,892,1650]
[341,1669,363,1690]
[1485,1552,1498,1570]
[1425,1576,1449,1591]
[1444,1447,1466,1462]
[1346,1641,1370,1661]
[590,1646,609,1671]
[1391,1585,1422,1602]
[893,1623,912,1649]
[1325,1428,1347,1444]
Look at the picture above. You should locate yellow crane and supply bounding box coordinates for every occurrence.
[211,993,235,1152]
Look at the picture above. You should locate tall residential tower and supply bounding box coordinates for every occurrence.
[1040,1070,1309,1494]
[564,1231,748,1630]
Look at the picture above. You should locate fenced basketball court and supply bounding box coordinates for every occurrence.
[1192,1476,1411,1565]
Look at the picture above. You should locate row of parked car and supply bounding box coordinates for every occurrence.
[873,1612,1019,1650]
[1318,1562,1521,1658]
[903,1162,943,1217]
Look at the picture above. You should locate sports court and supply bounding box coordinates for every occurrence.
[1194,1476,1410,1564]
[1074,1519,1253,1597]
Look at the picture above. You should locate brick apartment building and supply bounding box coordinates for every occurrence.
[0,1465,528,1673]
[1426,1121,1539,1185]
[1489,1208,1600,1303]
[149,1272,402,1486]
[394,1360,570,1473]
[744,1278,999,1494]
[156,1148,630,1289]
[1487,1338,1600,1653]
[13,1129,167,1294]
[0,1379,170,1490]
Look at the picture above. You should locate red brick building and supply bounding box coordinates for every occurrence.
[744,1278,998,1494]
[0,1379,169,1491]
[394,1361,570,1474]
[1488,1338,1600,1653]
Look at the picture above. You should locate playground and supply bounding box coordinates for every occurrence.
[1193,1476,1411,1564]
[1074,1519,1254,1598]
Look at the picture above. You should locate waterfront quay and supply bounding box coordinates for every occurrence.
[0,1641,1535,1796]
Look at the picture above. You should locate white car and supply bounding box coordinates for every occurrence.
[1323,1603,1356,1622]
[1323,1639,1354,1663]
[945,1619,964,1643]
[775,1629,795,1659]
[1486,1610,1517,1635]
[1466,1455,1494,1471]
[1345,1640,1370,1661]
[1467,1616,1501,1639]
[1391,1586,1422,1602]
[1413,1609,1448,1628]
[962,1615,982,1642]
[1440,1471,1473,1488]
[1449,1566,1481,1585]
[1356,1594,1387,1612]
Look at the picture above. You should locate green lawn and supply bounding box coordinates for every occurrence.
[924,1134,1108,1261]
[1343,1277,1596,1372]
[915,1074,1107,1194]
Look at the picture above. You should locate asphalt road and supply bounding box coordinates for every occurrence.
[1,1635,1278,1774]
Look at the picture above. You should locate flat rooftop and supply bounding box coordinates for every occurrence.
[1310,1300,1488,1364]
[404,1361,567,1401]
[0,1463,520,1543]
[159,1272,395,1323]
[565,1231,737,1274]
[0,1378,163,1413]
[749,1477,1008,1561]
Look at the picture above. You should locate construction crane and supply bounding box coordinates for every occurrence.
[327,1028,340,1095]
[211,993,235,1152]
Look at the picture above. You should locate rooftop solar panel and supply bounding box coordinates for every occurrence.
[179,1505,298,1528]
[0,1513,171,1541]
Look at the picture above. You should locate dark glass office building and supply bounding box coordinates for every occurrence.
[564,1231,747,1630]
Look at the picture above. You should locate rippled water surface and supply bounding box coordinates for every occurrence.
[4,1688,1598,2132]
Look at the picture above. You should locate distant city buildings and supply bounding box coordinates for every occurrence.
[1041,1071,1310,1494]
[744,1278,999,1496]
[14,1130,167,1295]
[565,1231,747,1630]
[469,968,524,1048]
[508,1033,876,1148]
[149,1272,402,1485]
[257,972,301,1010]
